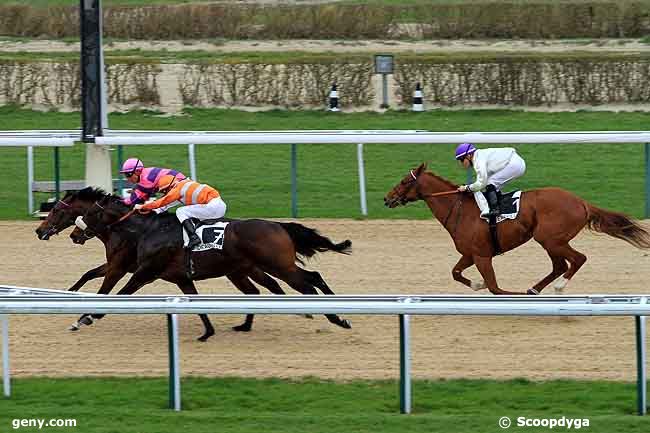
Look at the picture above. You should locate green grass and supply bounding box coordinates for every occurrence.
[2,0,643,6]
[1,107,649,220]
[0,377,647,433]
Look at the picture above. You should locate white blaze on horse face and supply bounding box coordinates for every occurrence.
[74,216,88,231]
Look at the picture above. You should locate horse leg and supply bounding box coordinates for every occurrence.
[176,280,215,342]
[114,267,158,296]
[227,273,261,333]
[473,255,527,295]
[548,243,587,293]
[70,267,127,331]
[281,268,351,329]
[68,263,107,292]
[452,255,483,290]
[528,249,568,295]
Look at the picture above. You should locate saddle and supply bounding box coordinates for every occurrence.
[479,191,522,224]
[482,191,522,256]
[183,218,231,278]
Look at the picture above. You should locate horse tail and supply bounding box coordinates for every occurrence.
[585,203,650,249]
[279,222,352,261]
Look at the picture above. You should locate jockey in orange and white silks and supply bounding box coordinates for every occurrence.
[134,174,227,249]
[119,158,187,206]
[455,143,526,218]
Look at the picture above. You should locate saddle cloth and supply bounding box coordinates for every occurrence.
[479,191,522,224]
[182,219,229,252]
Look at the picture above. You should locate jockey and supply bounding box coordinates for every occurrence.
[119,158,186,206]
[455,143,526,218]
[134,174,226,250]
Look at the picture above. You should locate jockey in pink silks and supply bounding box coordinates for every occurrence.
[119,158,187,206]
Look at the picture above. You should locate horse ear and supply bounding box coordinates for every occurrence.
[417,162,427,174]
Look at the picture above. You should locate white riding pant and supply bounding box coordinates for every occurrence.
[175,197,227,223]
[474,154,526,217]
[487,153,526,191]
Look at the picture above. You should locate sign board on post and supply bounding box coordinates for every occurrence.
[374,55,394,109]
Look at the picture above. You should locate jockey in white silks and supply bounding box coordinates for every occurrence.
[455,143,526,218]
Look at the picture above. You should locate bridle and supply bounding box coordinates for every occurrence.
[75,200,135,239]
[41,200,74,237]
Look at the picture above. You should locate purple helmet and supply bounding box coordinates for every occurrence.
[455,143,477,160]
[119,158,144,174]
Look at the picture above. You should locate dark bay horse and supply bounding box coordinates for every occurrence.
[74,190,352,331]
[384,163,650,295]
[34,188,334,339]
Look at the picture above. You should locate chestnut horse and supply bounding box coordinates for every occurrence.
[384,163,650,295]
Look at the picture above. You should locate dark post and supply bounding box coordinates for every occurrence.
[80,0,104,142]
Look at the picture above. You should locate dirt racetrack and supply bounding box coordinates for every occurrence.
[2,219,650,381]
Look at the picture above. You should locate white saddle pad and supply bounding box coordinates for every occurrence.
[183,221,229,252]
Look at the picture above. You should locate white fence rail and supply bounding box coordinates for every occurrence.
[6,129,650,217]
[0,289,648,415]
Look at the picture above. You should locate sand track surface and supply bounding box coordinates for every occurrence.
[2,219,649,381]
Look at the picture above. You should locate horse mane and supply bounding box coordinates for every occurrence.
[424,170,459,189]
[76,186,110,202]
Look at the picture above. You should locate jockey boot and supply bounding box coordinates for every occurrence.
[484,184,501,217]
[182,219,201,250]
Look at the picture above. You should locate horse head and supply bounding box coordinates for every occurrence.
[73,194,132,242]
[35,187,105,240]
[384,162,428,208]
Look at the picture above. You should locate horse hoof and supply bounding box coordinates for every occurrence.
[232,325,252,332]
[303,314,314,320]
[527,288,540,295]
[339,319,352,329]
[471,280,487,291]
[79,316,93,326]
[197,334,212,342]
[68,323,80,331]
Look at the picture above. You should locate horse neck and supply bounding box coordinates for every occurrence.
[418,174,461,225]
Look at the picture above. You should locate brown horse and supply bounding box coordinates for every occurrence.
[34,188,328,339]
[384,162,650,295]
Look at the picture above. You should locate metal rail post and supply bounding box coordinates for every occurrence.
[291,144,298,218]
[188,143,197,181]
[399,310,411,414]
[357,143,368,216]
[1,315,9,398]
[27,146,34,215]
[645,143,650,219]
[636,297,647,415]
[167,314,180,411]
[54,147,61,200]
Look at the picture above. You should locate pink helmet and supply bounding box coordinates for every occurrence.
[119,158,144,174]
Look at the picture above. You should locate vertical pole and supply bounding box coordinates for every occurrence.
[188,143,197,181]
[399,314,411,414]
[357,143,368,216]
[116,144,124,195]
[2,315,9,398]
[27,146,34,215]
[291,143,298,218]
[636,297,647,415]
[645,143,650,219]
[54,147,61,200]
[167,314,180,411]
[380,74,389,109]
